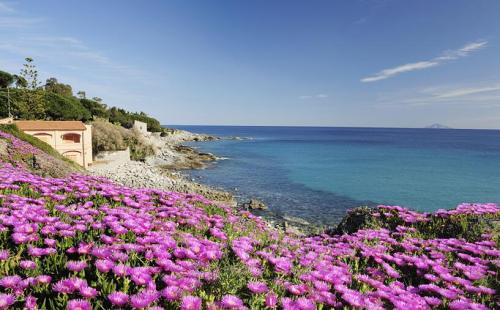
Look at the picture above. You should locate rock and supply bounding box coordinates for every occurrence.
[326,206,375,235]
[242,199,267,210]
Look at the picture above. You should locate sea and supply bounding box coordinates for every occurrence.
[169,126,500,226]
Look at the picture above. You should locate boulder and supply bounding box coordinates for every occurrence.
[242,199,267,210]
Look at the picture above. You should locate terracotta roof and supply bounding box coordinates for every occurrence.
[15,121,87,131]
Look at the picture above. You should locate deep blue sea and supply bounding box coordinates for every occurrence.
[170,126,500,225]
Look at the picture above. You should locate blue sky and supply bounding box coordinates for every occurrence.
[1,0,500,128]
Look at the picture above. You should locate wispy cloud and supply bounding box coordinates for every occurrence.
[361,40,488,82]
[378,80,500,107]
[0,16,44,28]
[299,94,329,100]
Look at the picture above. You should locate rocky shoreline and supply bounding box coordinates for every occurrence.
[89,129,236,206]
[88,129,320,235]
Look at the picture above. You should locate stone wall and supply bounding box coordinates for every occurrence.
[93,147,131,169]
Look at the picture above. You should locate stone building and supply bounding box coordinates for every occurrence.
[15,120,93,168]
[133,120,149,135]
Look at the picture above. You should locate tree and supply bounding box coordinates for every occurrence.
[44,92,91,121]
[19,57,40,90]
[45,77,73,97]
[0,70,14,88]
[77,90,86,99]
[80,98,109,119]
[13,75,27,88]
[16,58,46,119]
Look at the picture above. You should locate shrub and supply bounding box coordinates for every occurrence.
[91,119,155,161]
[125,128,155,161]
[91,119,128,155]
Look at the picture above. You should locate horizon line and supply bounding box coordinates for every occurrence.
[163,124,500,131]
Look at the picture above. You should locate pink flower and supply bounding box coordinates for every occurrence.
[247,281,268,294]
[0,294,15,309]
[66,261,87,272]
[25,295,37,310]
[67,299,91,310]
[0,275,22,289]
[108,292,129,306]
[265,293,278,308]
[80,286,98,298]
[181,296,202,310]
[220,295,243,309]
[296,297,316,310]
[35,275,52,285]
[162,286,181,301]
[20,260,37,270]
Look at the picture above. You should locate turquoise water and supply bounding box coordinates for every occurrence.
[171,126,500,225]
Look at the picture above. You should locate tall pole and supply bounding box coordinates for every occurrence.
[7,87,11,118]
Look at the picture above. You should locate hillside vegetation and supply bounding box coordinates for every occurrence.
[0,59,164,133]
[0,127,498,309]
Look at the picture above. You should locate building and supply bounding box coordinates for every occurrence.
[15,120,93,168]
[133,120,149,135]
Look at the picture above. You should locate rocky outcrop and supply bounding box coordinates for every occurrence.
[241,199,268,210]
[326,206,375,235]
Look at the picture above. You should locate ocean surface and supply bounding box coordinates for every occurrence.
[170,126,500,226]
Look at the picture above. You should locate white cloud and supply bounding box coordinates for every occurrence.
[299,94,329,100]
[361,40,488,82]
[0,16,44,27]
[432,84,500,99]
[378,81,500,107]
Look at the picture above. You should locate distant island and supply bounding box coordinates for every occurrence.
[425,123,451,129]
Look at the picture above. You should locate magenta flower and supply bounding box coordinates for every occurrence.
[20,260,37,270]
[80,286,98,298]
[220,295,243,308]
[35,275,52,285]
[67,299,91,310]
[112,264,129,277]
[181,296,202,310]
[0,250,9,261]
[0,275,22,289]
[161,286,181,301]
[95,259,114,273]
[247,281,268,294]
[296,297,316,310]
[265,293,278,308]
[66,261,87,272]
[108,292,129,306]
[0,294,15,309]
[25,295,37,310]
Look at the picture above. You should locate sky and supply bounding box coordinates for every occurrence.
[1,0,500,128]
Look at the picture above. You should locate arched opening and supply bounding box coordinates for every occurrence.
[62,133,81,143]
[33,133,52,144]
[62,151,81,163]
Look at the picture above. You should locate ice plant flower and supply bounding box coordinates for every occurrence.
[220,295,244,308]
[0,294,15,309]
[247,281,268,294]
[181,295,202,310]
[67,299,91,310]
[108,292,129,306]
